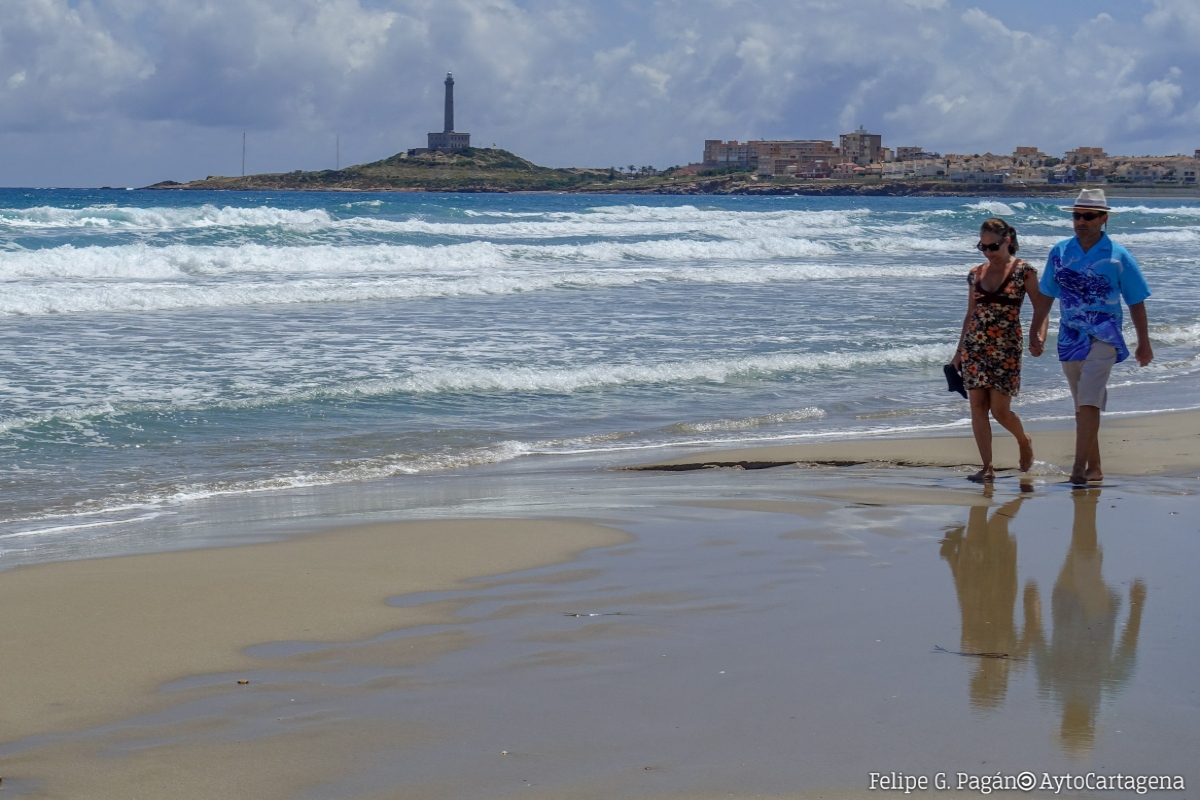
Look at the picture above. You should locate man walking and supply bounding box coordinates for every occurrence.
[1029,189,1153,485]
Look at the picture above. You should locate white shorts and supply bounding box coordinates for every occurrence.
[1062,340,1118,411]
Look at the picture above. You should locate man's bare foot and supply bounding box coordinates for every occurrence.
[1018,435,1034,472]
[969,467,996,483]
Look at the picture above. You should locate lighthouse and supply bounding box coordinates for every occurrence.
[427,73,470,152]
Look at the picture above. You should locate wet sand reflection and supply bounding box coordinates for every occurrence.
[1026,488,1146,755]
[942,487,1146,755]
[940,490,1031,709]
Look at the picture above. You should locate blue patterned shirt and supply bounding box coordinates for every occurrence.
[1040,234,1151,362]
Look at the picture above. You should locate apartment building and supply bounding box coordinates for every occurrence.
[839,126,883,165]
[1064,146,1107,164]
[703,139,839,175]
[703,140,758,168]
[1111,156,1200,183]
[1012,146,1049,166]
[755,140,840,176]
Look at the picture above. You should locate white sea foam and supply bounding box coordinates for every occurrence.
[0,346,949,436]
[1108,205,1200,216]
[0,239,976,315]
[0,202,872,240]
[0,412,970,529]
[257,344,954,400]
[0,204,335,231]
[670,407,827,433]
[965,201,1016,216]
[1151,322,1200,345]
[339,205,873,239]
[1113,229,1200,244]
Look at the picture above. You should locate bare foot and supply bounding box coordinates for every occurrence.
[968,467,996,483]
[1068,471,1087,486]
[1018,435,1034,472]
[1086,471,1104,483]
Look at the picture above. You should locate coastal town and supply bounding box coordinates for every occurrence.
[149,77,1199,194]
[698,128,1200,186]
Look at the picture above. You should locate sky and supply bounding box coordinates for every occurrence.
[1,0,1198,187]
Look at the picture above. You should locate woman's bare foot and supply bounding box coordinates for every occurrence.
[1018,434,1034,472]
[1086,470,1104,483]
[968,467,996,483]
[1068,471,1087,485]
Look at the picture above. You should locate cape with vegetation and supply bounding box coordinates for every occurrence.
[145,147,1091,196]
[146,148,613,192]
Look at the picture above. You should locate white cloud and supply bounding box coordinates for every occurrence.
[0,0,1197,185]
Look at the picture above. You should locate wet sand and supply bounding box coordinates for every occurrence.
[2,429,1198,798]
[631,408,1200,477]
[0,519,629,798]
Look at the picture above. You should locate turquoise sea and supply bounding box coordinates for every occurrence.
[2,190,1198,562]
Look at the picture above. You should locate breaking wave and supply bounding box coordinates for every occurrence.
[0,344,949,436]
[0,238,980,314]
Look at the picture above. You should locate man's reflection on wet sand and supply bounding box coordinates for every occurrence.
[940,489,1031,709]
[1025,488,1146,756]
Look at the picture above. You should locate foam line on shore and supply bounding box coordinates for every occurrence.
[628,408,1200,477]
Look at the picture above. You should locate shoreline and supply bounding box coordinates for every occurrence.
[3,417,1197,797]
[134,182,1200,198]
[628,408,1200,477]
[4,462,1196,797]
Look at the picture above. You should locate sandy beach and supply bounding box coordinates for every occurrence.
[629,409,1200,477]
[0,520,629,798]
[2,410,1198,799]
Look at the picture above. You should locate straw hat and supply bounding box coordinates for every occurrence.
[1060,188,1114,212]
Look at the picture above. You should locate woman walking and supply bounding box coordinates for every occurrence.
[952,218,1047,482]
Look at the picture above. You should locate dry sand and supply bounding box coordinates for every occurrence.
[0,518,628,798]
[631,409,1200,477]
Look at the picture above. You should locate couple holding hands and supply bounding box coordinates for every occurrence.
[950,188,1153,485]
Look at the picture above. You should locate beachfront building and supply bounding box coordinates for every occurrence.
[839,126,883,165]
[831,162,864,179]
[1112,162,1168,182]
[1064,146,1106,164]
[702,140,759,168]
[1012,146,1050,166]
[755,140,840,177]
[702,139,839,176]
[426,73,470,152]
[1110,156,1199,183]
[883,158,946,179]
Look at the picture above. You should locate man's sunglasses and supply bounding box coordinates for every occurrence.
[976,241,1006,252]
[1073,211,1106,221]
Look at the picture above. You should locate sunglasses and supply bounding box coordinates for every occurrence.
[1073,211,1106,221]
[976,240,1006,252]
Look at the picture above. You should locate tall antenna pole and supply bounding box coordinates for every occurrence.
[336,134,340,170]
[242,131,246,177]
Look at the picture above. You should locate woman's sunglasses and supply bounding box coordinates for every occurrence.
[976,240,1006,252]
[1072,211,1105,221]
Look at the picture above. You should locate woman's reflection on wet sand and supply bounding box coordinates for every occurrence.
[940,489,1032,710]
[1025,488,1146,756]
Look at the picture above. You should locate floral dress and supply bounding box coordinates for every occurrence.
[960,260,1034,396]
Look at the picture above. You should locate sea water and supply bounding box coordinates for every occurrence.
[2,190,1198,557]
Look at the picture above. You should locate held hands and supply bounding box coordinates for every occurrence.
[951,351,963,370]
[1135,339,1154,367]
[1028,329,1045,357]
